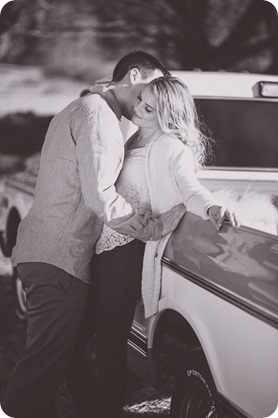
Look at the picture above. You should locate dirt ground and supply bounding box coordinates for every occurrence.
[0,269,171,418]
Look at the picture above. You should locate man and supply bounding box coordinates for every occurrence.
[1,51,186,418]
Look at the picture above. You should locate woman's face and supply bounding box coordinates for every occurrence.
[131,86,160,130]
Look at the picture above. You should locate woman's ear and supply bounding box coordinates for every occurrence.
[129,67,141,84]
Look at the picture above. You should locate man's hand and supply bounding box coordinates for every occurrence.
[159,204,187,236]
[208,205,240,231]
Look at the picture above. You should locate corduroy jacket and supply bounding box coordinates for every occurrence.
[12,86,162,282]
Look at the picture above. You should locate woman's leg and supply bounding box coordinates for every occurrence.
[92,239,145,418]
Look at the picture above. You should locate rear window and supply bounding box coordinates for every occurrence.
[195,98,278,169]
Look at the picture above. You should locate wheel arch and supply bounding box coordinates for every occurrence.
[145,309,243,418]
[153,309,201,350]
[149,296,226,396]
[150,309,205,387]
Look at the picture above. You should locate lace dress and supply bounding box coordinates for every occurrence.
[95,146,151,254]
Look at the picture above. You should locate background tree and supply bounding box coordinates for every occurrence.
[0,0,277,81]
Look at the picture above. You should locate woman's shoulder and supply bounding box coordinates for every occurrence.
[153,133,192,157]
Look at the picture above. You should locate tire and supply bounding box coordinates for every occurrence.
[170,347,219,418]
[12,267,27,320]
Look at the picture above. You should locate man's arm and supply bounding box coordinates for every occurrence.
[108,204,187,240]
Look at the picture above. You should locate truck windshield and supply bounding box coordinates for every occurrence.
[195,98,278,170]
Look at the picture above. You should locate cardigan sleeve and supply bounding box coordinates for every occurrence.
[172,145,217,219]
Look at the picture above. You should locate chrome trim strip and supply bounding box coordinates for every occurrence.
[128,328,148,356]
[194,95,278,103]
[162,257,278,330]
[127,340,147,358]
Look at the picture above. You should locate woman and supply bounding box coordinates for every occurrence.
[92,76,239,418]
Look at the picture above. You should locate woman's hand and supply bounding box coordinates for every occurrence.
[207,205,240,231]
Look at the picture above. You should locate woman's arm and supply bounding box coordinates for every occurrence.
[173,146,215,218]
[173,146,239,229]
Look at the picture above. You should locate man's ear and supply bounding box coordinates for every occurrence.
[129,67,141,84]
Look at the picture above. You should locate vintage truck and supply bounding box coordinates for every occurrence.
[0,71,278,418]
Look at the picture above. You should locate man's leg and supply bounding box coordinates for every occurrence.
[1,262,90,418]
[66,283,100,418]
[92,240,145,418]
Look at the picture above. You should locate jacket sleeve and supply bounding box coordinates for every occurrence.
[72,102,162,240]
[172,145,216,219]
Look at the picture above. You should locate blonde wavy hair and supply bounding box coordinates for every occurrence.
[148,76,211,169]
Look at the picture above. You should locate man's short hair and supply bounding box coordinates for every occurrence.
[112,51,170,82]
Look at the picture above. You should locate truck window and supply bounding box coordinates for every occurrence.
[195,98,278,170]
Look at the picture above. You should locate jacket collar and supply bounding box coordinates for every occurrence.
[90,85,122,121]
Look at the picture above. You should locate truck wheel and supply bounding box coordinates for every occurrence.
[171,347,219,418]
[13,267,27,320]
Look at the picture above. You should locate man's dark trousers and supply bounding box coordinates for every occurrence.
[1,262,97,418]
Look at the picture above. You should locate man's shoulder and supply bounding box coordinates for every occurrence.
[79,88,111,115]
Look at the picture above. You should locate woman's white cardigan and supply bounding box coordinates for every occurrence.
[142,134,217,318]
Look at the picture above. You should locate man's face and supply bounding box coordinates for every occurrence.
[126,69,163,120]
